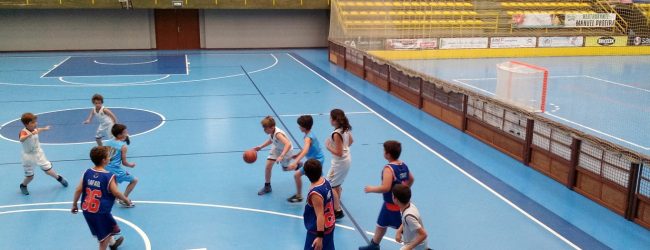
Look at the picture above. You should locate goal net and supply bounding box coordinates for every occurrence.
[495,61,548,113]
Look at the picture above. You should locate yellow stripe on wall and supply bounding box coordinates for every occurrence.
[368,47,650,60]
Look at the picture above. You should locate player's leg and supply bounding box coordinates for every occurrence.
[258,159,274,195]
[20,165,34,195]
[99,237,111,250]
[288,168,304,202]
[124,177,138,197]
[96,128,105,146]
[40,157,68,187]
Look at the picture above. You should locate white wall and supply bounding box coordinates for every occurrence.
[0,9,154,51]
[202,9,329,48]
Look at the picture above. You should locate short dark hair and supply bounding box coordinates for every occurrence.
[111,124,127,137]
[20,113,37,126]
[392,184,411,204]
[297,115,314,130]
[91,94,104,104]
[384,140,402,160]
[90,146,109,166]
[304,159,322,183]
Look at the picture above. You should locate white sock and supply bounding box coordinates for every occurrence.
[108,236,116,246]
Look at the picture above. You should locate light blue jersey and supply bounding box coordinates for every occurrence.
[305,132,325,165]
[104,139,127,176]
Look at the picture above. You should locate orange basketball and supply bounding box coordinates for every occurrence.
[243,150,257,164]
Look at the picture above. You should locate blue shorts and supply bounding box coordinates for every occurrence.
[83,212,121,242]
[304,231,335,250]
[297,157,325,175]
[115,171,135,184]
[377,202,402,229]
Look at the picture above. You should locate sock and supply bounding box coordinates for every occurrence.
[20,184,27,187]
[108,236,116,245]
[57,175,63,182]
[264,183,271,187]
[370,239,379,246]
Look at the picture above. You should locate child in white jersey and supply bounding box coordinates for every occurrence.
[252,116,295,196]
[18,113,68,195]
[325,109,353,219]
[83,94,120,146]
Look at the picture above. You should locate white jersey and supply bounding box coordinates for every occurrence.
[94,106,114,128]
[270,127,289,152]
[20,128,42,154]
[331,128,351,160]
[401,203,428,250]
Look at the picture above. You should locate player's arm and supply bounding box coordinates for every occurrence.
[327,132,344,157]
[71,178,84,214]
[108,176,132,205]
[348,132,354,146]
[103,108,118,124]
[403,217,428,250]
[276,133,292,162]
[83,109,94,124]
[395,224,404,243]
[290,137,311,169]
[406,172,415,187]
[255,139,272,151]
[19,130,32,142]
[364,167,393,193]
[120,145,136,168]
[310,194,325,250]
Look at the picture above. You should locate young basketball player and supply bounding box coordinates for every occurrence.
[286,115,325,203]
[252,116,295,195]
[104,124,137,207]
[360,140,414,250]
[325,109,353,219]
[303,159,336,250]
[393,184,429,250]
[18,113,68,195]
[83,94,119,146]
[72,146,132,250]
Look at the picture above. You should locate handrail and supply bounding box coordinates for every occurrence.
[593,0,629,34]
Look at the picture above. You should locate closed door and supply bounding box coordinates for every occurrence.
[155,9,200,50]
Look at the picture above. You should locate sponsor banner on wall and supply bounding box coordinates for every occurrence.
[490,37,536,48]
[385,38,438,50]
[512,14,563,28]
[564,13,616,28]
[585,36,627,47]
[538,36,584,47]
[630,36,650,46]
[439,37,489,49]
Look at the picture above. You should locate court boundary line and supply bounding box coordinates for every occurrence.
[582,75,650,93]
[454,75,650,93]
[0,208,151,250]
[59,75,171,86]
[93,58,158,66]
[287,53,586,250]
[452,79,649,150]
[40,56,71,78]
[0,107,166,145]
[0,201,399,245]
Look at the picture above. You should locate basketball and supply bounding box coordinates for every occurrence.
[243,149,257,164]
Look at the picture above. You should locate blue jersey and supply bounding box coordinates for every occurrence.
[304,179,336,234]
[104,140,127,175]
[382,162,411,204]
[81,168,116,214]
[305,132,325,164]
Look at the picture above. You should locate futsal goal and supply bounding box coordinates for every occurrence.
[495,61,548,113]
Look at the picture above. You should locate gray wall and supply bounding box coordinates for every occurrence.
[202,9,329,48]
[0,9,155,51]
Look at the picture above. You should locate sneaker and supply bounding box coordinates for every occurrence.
[119,200,135,208]
[335,210,344,219]
[358,240,380,250]
[257,185,272,195]
[287,194,303,203]
[58,176,69,187]
[110,236,124,250]
[19,184,29,195]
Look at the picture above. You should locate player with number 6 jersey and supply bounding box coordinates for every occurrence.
[72,146,132,250]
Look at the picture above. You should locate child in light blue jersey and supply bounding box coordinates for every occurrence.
[287,115,325,203]
[104,124,137,207]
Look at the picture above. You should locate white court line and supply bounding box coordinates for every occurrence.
[454,75,585,81]
[286,53,581,250]
[0,208,151,250]
[582,75,650,93]
[453,79,649,150]
[0,107,166,145]
[0,201,398,244]
[185,54,190,75]
[1,54,278,87]
[40,56,71,78]
[280,111,373,117]
[59,75,171,86]
[93,59,158,66]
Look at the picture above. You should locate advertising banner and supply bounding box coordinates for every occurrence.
[564,13,616,28]
[490,37,536,48]
[585,36,627,47]
[439,37,489,49]
[538,36,584,47]
[385,38,438,50]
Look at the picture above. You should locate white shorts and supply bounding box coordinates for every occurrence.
[400,242,428,250]
[326,156,351,187]
[268,147,295,168]
[96,124,114,139]
[22,152,52,177]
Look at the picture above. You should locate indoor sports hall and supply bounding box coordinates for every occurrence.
[1,1,649,250]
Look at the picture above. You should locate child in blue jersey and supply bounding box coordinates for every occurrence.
[303,159,336,250]
[104,124,138,207]
[287,115,325,203]
[71,146,132,250]
[360,140,414,250]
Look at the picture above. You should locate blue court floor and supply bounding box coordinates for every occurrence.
[0,49,648,249]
